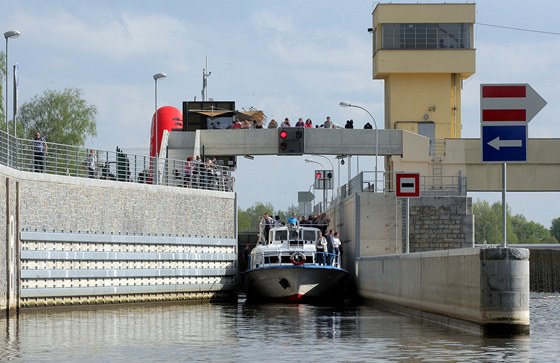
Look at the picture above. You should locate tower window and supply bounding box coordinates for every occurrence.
[382,23,470,50]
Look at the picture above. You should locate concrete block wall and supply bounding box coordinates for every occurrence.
[405,196,473,252]
[357,247,530,335]
[1,164,237,309]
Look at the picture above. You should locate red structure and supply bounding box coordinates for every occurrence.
[150,106,183,157]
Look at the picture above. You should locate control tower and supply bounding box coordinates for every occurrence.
[372,3,476,141]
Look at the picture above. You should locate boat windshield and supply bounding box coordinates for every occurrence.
[273,228,318,242]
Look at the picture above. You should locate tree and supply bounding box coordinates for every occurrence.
[238,202,276,232]
[474,199,517,244]
[237,202,290,233]
[551,218,560,243]
[18,88,97,146]
[511,214,554,244]
[474,200,501,244]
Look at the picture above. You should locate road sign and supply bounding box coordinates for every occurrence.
[395,172,420,198]
[480,84,547,123]
[298,191,314,203]
[481,124,527,162]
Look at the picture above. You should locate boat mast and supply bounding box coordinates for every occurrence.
[201,55,211,101]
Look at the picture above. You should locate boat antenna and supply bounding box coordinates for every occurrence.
[201,55,211,101]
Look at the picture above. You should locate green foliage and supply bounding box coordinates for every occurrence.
[511,214,555,243]
[551,218,560,242]
[474,199,557,244]
[237,202,289,232]
[18,88,97,146]
[474,200,502,244]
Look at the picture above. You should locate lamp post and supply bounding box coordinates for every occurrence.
[153,72,166,185]
[4,30,20,166]
[339,101,378,192]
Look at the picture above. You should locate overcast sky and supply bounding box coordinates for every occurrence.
[1,0,559,227]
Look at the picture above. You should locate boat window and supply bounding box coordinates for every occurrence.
[274,230,287,241]
[289,230,299,240]
[301,230,317,241]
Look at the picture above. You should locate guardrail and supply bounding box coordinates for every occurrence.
[0,130,235,191]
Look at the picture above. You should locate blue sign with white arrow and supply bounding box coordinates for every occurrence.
[481,124,527,162]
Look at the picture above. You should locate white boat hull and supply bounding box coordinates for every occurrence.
[243,265,349,304]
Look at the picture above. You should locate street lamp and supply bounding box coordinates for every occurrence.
[153,72,166,185]
[4,30,20,166]
[4,30,20,135]
[339,101,379,192]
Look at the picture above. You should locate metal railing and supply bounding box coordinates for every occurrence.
[0,131,235,191]
[333,170,467,205]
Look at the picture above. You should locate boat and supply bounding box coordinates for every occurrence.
[243,224,349,304]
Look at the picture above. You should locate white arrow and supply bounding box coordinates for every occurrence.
[488,137,523,150]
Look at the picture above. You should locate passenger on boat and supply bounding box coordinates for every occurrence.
[304,118,313,128]
[316,232,327,265]
[280,118,291,128]
[260,213,274,242]
[274,215,283,227]
[326,229,335,265]
[295,118,304,127]
[287,213,299,226]
[332,231,341,267]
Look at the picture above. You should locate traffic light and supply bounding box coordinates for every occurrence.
[278,128,304,155]
[314,169,333,189]
[314,170,324,189]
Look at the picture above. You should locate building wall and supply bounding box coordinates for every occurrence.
[0,164,237,309]
[405,196,474,252]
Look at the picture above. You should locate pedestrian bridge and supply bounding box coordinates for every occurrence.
[168,128,413,157]
[168,128,560,192]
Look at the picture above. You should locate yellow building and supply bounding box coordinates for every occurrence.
[372,3,476,140]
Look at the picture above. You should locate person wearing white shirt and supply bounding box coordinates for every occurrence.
[315,232,328,265]
[332,231,342,267]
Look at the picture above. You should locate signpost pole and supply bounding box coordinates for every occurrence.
[502,163,507,247]
[406,198,410,253]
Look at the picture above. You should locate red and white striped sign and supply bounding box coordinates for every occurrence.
[480,84,547,123]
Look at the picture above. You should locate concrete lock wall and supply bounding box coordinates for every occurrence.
[356,247,530,335]
[0,164,237,309]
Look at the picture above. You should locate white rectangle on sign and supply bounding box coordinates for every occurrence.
[400,178,417,193]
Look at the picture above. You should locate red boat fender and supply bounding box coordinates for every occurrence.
[290,252,306,266]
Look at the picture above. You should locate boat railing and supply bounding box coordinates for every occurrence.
[249,250,341,269]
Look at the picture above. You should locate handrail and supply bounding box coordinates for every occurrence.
[0,130,235,191]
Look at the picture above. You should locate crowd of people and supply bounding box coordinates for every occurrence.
[178,155,233,191]
[224,116,371,130]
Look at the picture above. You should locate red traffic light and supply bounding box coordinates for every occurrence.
[315,171,322,179]
[279,130,288,139]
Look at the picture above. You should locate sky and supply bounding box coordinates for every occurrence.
[1,0,559,227]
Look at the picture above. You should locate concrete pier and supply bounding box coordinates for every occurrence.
[356,247,530,335]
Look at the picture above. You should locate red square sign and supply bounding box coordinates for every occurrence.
[395,173,420,198]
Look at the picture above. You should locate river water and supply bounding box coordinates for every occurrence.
[1,293,558,362]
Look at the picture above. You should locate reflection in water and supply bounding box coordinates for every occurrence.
[0,294,557,362]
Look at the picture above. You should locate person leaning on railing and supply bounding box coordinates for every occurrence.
[84,149,97,178]
[33,131,48,173]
